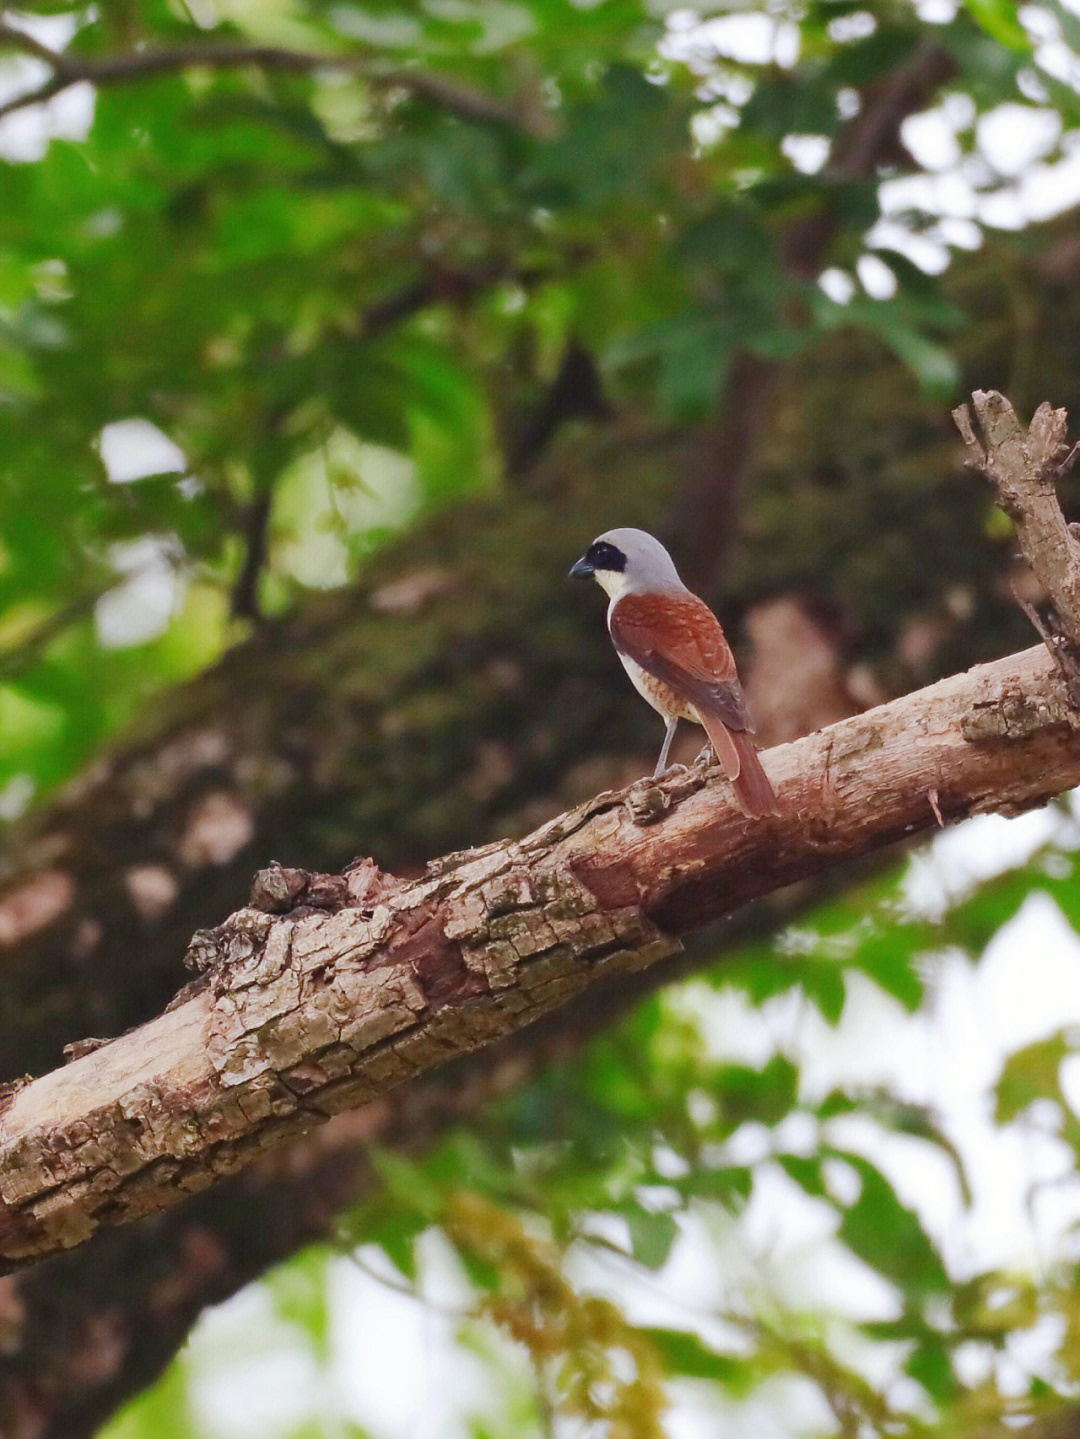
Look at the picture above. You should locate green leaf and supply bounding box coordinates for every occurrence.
[715,1055,799,1129]
[623,1207,679,1269]
[777,1154,827,1198]
[964,0,1030,51]
[905,1336,960,1404]
[876,323,959,399]
[836,1155,949,1296]
[803,963,847,1024]
[995,1033,1071,1122]
[265,1248,334,1360]
[368,1148,446,1219]
[639,1327,746,1385]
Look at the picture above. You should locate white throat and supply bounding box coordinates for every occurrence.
[593,570,632,605]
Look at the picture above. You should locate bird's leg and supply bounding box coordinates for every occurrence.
[652,717,679,777]
[694,741,714,768]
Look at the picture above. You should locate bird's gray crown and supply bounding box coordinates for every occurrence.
[587,528,686,595]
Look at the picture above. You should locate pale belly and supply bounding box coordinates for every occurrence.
[617,653,700,725]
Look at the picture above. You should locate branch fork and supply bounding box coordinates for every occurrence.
[955,390,1080,702]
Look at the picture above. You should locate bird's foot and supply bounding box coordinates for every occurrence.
[651,760,688,779]
[693,744,714,769]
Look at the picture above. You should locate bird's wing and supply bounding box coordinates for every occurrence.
[609,591,754,734]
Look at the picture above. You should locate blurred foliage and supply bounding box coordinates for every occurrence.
[11,0,1080,1435]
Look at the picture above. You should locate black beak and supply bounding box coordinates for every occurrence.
[569,555,594,580]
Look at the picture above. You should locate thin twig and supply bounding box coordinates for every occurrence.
[1059,440,1080,478]
[1010,583,1080,707]
[0,28,546,133]
[830,38,956,182]
[0,20,73,72]
[340,1244,475,1321]
[952,402,986,469]
[0,588,104,681]
[231,488,274,623]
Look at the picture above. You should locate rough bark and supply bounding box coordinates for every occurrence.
[0,27,967,1092]
[3,640,1078,1271]
[0,1112,381,1439]
[0,400,893,1437]
[0,254,1079,1435]
[0,861,873,1439]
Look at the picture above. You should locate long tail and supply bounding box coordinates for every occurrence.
[699,715,781,819]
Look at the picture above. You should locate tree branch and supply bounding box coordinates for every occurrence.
[673,39,955,584]
[0,24,546,132]
[0,854,880,1439]
[830,37,957,183]
[0,416,719,1087]
[0,589,874,1436]
[955,390,1080,656]
[0,21,74,72]
[3,637,1079,1270]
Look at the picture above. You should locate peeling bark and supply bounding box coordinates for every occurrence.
[2,642,1078,1271]
[0,850,875,1439]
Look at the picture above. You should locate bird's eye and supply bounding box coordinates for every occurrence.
[587,541,626,573]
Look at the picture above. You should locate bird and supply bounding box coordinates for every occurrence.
[569,527,780,819]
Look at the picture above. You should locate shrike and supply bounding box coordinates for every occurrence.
[570,527,779,818]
